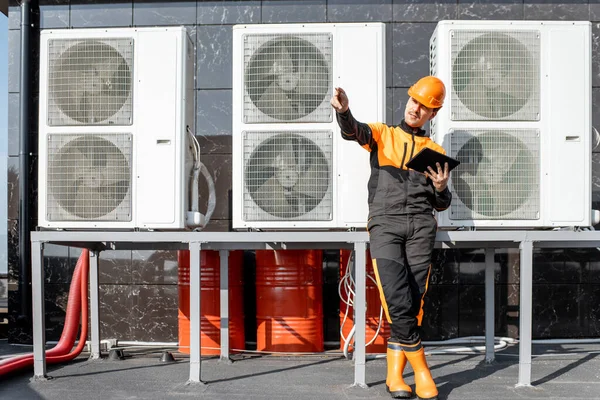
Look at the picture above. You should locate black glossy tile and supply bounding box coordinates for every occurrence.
[8,94,19,157]
[392,23,437,87]
[99,284,135,340]
[262,0,326,23]
[8,29,20,94]
[393,0,457,22]
[71,2,133,28]
[132,284,178,342]
[392,87,409,127]
[197,134,232,155]
[197,0,260,25]
[196,89,232,136]
[131,250,178,285]
[421,285,459,340]
[532,284,584,338]
[532,249,584,284]
[7,157,18,221]
[98,250,132,285]
[431,249,460,285]
[457,0,524,20]
[386,87,393,125]
[586,285,600,336]
[39,2,69,29]
[196,25,232,89]
[524,0,589,20]
[591,0,600,21]
[44,283,72,342]
[43,244,71,284]
[496,283,520,338]
[133,1,196,26]
[8,2,21,31]
[327,0,392,22]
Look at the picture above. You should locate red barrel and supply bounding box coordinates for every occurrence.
[339,249,390,353]
[255,250,323,352]
[178,250,245,355]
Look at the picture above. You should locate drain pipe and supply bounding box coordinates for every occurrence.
[17,0,32,325]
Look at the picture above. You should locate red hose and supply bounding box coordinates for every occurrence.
[0,249,90,376]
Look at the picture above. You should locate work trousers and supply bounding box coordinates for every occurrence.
[368,213,437,345]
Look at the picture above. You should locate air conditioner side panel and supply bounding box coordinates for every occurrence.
[135,30,181,227]
[38,33,51,227]
[546,26,591,225]
[335,24,385,227]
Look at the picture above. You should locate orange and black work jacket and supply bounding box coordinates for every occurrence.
[337,109,452,219]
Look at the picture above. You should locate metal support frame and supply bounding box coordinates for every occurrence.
[219,250,231,363]
[89,250,101,359]
[485,248,495,363]
[29,229,600,387]
[517,240,534,387]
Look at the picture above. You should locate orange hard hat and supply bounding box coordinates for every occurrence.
[407,76,446,109]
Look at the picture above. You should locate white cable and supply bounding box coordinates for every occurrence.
[200,161,216,225]
[185,126,215,228]
[339,252,385,358]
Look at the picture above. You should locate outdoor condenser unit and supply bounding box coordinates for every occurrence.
[232,23,385,230]
[38,27,198,230]
[430,20,593,228]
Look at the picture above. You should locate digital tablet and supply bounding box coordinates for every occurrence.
[405,147,460,174]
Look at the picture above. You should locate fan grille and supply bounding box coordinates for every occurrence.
[47,134,132,221]
[48,38,134,126]
[429,34,438,141]
[449,130,539,220]
[243,131,333,221]
[451,30,540,121]
[243,33,332,123]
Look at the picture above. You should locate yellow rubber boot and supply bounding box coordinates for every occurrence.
[404,347,438,400]
[385,344,412,399]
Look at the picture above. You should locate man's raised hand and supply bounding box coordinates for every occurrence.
[330,87,349,113]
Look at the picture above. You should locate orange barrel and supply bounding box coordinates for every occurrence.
[339,249,390,353]
[255,250,323,352]
[178,250,245,355]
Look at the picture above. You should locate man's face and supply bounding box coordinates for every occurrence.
[404,97,437,128]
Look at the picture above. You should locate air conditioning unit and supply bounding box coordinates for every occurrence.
[232,23,385,230]
[430,20,591,228]
[38,27,198,230]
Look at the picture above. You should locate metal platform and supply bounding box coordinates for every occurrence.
[29,229,600,388]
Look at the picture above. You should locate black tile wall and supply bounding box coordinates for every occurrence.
[196,25,233,89]
[393,0,457,22]
[524,0,589,21]
[327,0,393,22]
[262,0,327,23]
[457,0,524,20]
[133,1,196,26]
[196,89,232,136]
[7,0,600,345]
[70,2,133,28]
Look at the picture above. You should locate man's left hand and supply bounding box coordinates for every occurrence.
[425,162,449,192]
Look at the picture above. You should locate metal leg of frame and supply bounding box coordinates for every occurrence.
[89,250,101,359]
[485,248,495,363]
[188,242,205,384]
[219,250,231,363]
[353,241,367,388]
[517,240,533,387]
[31,240,48,380]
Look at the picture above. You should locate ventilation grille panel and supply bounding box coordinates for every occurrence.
[449,129,540,220]
[451,30,540,121]
[47,38,134,126]
[243,131,333,221]
[243,33,333,123]
[46,133,132,221]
